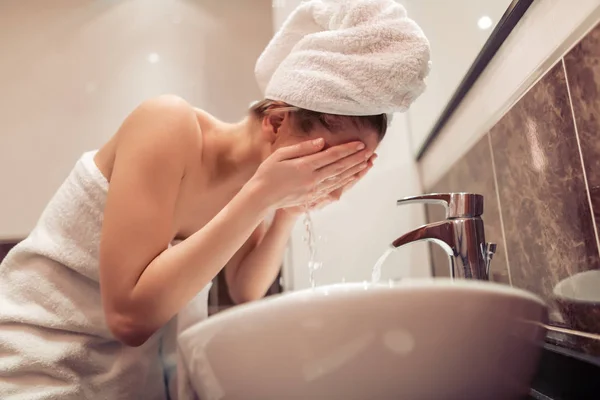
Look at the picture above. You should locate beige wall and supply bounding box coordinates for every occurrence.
[0,0,273,239]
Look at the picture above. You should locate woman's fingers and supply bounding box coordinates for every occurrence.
[356,154,376,179]
[267,139,373,210]
[300,141,366,170]
[339,153,377,194]
[304,153,377,209]
[309,196,335,210]
[342,166,371,193]
[314,148,371,183]
[318,152,377,191]
[326,160,368,185]
[313,174,358,198]
[272,138,326,161]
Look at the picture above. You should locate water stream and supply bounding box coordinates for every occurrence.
[303,210,322,288]
[302,208,396,287]
[371,245,395,283]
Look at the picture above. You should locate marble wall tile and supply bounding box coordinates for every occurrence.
[423,24,600,358]
[489,62,600,333]
[425,135,509,284]
[560,23,600,342]
[564,23,600,191]
[563,22,600,251]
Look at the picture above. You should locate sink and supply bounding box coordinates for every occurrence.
[179,278,547,400]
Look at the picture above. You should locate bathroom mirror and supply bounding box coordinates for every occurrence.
[403,0,533,159]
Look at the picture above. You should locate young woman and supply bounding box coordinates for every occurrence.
[97,96,382,344]
[0,96,383,397]
[0,0,429,398]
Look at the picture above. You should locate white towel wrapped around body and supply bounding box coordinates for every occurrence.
[256,0,431,116]
[0,151,210,400]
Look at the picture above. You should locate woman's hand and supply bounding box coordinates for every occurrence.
[280,153,377,216]
[248,138,372,210]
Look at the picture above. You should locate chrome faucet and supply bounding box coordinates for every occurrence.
[393,193,496,280]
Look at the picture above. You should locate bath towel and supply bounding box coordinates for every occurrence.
[0,151,210,399]
[255,0,431,116]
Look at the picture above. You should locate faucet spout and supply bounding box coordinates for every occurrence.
[395,192,496,280]
[391,220,455,250]
[392,216,494,280]
[391,220,457,278]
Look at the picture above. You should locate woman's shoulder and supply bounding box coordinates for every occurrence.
[96,95,203,182]
[120,95,203,148]
[134,95,200,128]
[99,95,202,175]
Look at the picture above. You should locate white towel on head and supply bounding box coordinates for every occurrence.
[256,0,431,116]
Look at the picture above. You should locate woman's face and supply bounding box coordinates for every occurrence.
[272,115,381,201]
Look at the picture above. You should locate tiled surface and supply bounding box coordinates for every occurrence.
[562,24,600,342]
[419,0,600,190]
[490,62,600,320]
[564,23,600,241]
[424,24,600,356]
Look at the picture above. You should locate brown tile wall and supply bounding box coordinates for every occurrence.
[0,242,19,264]
[425,23,600,357]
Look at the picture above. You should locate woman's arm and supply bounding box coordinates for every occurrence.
[99,96,272,347]
[224,154,376,303]
[99,96,368,347]
[224,210,298,303]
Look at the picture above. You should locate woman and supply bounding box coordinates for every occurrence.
[0,0,430,398]
[97,96,382,342]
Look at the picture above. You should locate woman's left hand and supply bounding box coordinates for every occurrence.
[280,153,377,216]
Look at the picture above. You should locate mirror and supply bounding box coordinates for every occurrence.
[401,0,532,157]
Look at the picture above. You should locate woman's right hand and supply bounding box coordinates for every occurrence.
[248,138,371,209]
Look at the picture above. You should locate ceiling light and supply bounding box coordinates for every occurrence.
[478,16,493,30]
[148,53,160,64]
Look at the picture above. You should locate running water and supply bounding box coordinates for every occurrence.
[303,210,322,288]
[301,207,395,286]
[371,245,395,283]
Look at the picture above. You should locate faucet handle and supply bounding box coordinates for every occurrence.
[484,242,497,277]
[397,193,484,219]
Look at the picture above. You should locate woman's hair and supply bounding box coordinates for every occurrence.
[250,99,388,141]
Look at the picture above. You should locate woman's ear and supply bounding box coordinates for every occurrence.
[261,112,287,144]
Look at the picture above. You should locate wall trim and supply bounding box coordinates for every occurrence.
[416,0,533,161]
[420,0,600,190]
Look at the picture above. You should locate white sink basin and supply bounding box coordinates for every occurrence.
[179,278,547,400]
